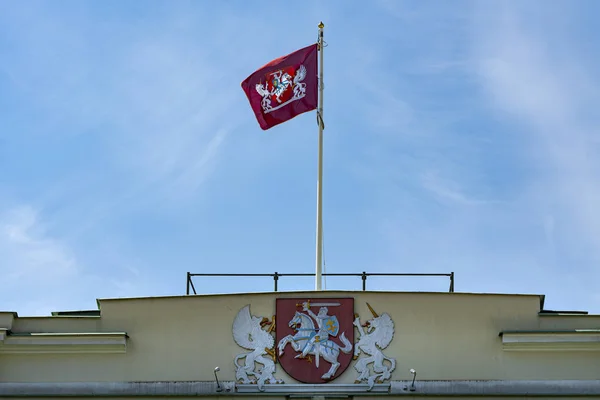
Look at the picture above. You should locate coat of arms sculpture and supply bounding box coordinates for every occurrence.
[232,298,396,391]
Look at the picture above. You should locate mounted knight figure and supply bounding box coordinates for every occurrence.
[268,70,293,103]
[296,302,338,359]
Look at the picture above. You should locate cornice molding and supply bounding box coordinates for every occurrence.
[0,312,15,331]
[500,330,600,351]
[0,380,599,397]
[0,332,127,354]
[237,383,390,394]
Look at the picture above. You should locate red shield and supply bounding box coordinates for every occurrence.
[264,65,298,106]
[276,298,354,383]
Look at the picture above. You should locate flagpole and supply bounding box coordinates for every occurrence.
[315,22,325,291]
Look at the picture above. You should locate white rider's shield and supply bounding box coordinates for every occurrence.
[322,315,339,336]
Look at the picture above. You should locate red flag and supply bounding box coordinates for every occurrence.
[241,44,318,130]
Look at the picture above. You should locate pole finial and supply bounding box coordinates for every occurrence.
[318,21,324,29]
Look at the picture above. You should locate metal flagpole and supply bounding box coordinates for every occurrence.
[315,22,325,291]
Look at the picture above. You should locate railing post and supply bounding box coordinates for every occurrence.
[186,272,190,295]
[274,272,279,292]
[450,272,454,293]
[362,271,367,291]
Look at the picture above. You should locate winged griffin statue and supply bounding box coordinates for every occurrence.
[232,305,283,390]
[353,303,396,389]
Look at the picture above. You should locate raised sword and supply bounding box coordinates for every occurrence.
[296,300,341,307]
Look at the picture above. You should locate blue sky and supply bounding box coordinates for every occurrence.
[2,0,600,316]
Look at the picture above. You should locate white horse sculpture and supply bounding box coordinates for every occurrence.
[277,311,352,380]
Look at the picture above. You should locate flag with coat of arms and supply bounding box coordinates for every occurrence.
[241,44,318,130]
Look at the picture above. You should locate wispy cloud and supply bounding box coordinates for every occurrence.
[0,4,253,244]
[0,205,77,281]
[0,205,80,314]
[1,4,243,206]
[0,203,154,315]
[420,170,502,206]
[472,2,600,264]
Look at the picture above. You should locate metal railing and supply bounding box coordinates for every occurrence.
[186,271,454,295]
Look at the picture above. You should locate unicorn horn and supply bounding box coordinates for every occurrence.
[366,302,379,318]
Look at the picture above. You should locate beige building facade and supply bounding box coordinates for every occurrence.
[1,290,599,399]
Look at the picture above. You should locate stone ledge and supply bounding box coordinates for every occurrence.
[0,381,599,397]
[237,383,390,394]
[500,330,600,351]
[390,380,600,396]
[0,332,127,354]
[0,382,226,397]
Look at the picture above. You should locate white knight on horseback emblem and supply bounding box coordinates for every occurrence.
[295,304,340,361]
[255,64,307,114]
[276,298,354,382]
